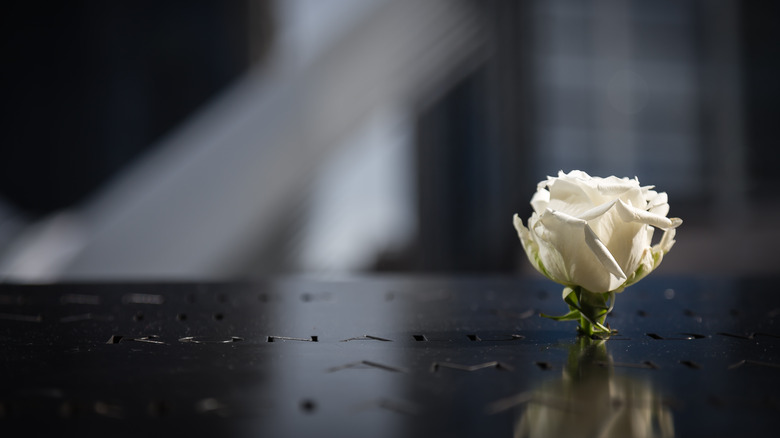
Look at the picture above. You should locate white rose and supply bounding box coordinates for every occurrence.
[513,170,682,293]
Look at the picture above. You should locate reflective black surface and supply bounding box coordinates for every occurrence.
[1,276,779,437]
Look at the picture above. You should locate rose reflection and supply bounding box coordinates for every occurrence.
[515,338,674,438]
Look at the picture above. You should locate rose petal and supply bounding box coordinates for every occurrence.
[644,224,655,248]
[647,191,668,208]
[616,199,681,229]
[540,209,627,291]
[530,188,550,214]
[649,203,670,217]
[515,214,558,282]
[548,177,591,204]
[657,227,677,254]
[551,174,620,213]
[621,247,656,289]
[562,169,591,180]
[596,181,636,195]
[541,208,587,227]
[584,224,627,282]
[529,216,573,285]
[577,199,617,221]
[513,214,534,258]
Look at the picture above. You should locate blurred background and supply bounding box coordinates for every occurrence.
[0,0,777,282]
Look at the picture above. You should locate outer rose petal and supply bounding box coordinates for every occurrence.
[596,216,648,283]
[539,209,626,292]
[657,227,677,254]
[514,214,553,281]
[647,191,669,211]
[616,199,681,229]
[530,189,550,214]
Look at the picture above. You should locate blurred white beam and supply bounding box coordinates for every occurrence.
[38,0,484,280]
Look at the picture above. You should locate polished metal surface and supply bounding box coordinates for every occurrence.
[1,276,778,437]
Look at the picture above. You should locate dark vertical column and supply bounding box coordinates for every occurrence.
[740,1,780,200]
[413,1,535,272]
[0,1,268,216]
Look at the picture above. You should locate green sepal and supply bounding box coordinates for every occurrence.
[543,286,618,337]
[540,309,581,321]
